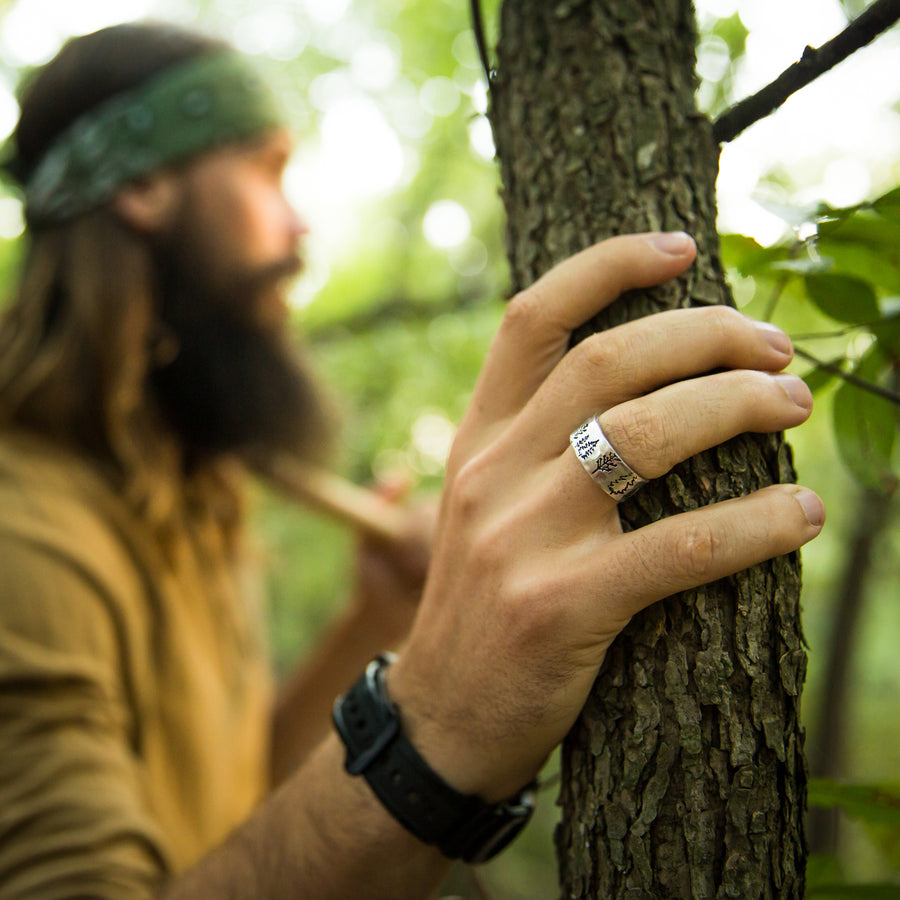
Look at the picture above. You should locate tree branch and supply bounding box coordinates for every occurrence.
[795,345,900,405]
[303,289,497,343]
[763,274,789,321]
[790,324,867,341]
[469,0,494,87]
[713,0,900,144]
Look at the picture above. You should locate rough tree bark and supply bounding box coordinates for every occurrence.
[488,2,807,897]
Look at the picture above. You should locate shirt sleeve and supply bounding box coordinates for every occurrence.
[0,533,172,900]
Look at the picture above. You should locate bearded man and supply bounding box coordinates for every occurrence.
[0,20,428,892]
[0,20,826,900]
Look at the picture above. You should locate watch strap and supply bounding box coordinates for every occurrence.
[333,654,535,864]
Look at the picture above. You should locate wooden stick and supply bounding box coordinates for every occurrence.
[255,453,410,544]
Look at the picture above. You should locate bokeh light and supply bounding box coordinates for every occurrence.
[423,200,471,249]
[419,76,460,118]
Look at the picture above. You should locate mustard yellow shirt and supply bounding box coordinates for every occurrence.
[0,430,272,899]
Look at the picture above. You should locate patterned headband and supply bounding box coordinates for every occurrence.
[24,51,286,226]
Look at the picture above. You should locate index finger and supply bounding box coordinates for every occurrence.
[464,233,697,439]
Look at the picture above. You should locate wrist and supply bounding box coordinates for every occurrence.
[333,655,536,863]
[385,654,545,804]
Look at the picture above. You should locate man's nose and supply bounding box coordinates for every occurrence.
[286,198,310,245]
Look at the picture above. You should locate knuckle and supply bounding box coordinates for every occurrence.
[702,304,743,343]
[467,517,507,580]
[732,367,764,390]
[573,332,627,383]
[501,287,548,338]
[729,369,775,412]
[602,403,670,477]
[466,522,553,641]
[447,453,492,526]
[673,521,718,581]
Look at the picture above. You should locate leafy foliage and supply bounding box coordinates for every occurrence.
[807,779,900,895]
[721,185,900,495]
[810,779,900,830]
[809,887,900,899]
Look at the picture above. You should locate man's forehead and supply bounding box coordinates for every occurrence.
[187,127,294,170]
[259,128,296,157]
[232,127,296,161]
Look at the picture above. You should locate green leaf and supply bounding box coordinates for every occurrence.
[802,357,843,395]
[809,779,900,828]
[808,887,900,898]
[710,11,748,59]
[816,212,900,294]
[810,778,900,873]
[805,273,879,324]
[719,232,762,264]
[873,186,900,222]
[817,240,900,297]
[831,347,898,491]
[807,854,845,890]
[813,200,866,225]
[871,311,900,356]
[817,208,900,242]
[818,212,900,253]
[719,233,793,278]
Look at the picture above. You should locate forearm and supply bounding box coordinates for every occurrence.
[164,733,449,900]
[270,599,407,783]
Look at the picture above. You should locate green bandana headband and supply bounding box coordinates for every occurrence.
[24,51,286,226]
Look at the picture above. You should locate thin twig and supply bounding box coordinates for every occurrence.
[303,287,491,343]
[470,0,494,87]
[794,346,900,405]
[763,275,789,321]
[790,324,868,341]
[713,0,900,143]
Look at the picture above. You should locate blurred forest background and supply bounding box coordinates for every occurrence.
[0,0,897,896]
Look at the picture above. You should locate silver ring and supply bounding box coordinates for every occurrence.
[570,416,647,501]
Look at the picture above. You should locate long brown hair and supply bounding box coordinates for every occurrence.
[0,24,245,554]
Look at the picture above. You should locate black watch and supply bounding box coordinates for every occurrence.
[332,654,536,864]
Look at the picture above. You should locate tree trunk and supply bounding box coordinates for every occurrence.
[489,2,807,897]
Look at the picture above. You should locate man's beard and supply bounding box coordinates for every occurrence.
[147,222,333,465]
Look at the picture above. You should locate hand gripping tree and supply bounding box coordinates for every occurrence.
[478,0,900,896]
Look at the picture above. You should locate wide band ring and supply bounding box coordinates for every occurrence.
[570,416,647,501]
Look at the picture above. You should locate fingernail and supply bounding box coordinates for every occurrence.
[649,231,694,256]
[754,320,793,357]
[795,489,825,527]
[774,373,813,411]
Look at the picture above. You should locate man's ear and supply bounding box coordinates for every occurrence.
[112,173,180,234]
